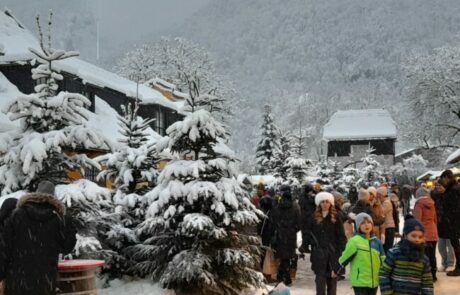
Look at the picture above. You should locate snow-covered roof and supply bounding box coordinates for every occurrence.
[323,109,397,141]
[0,10,36,64]
[0,10,181,111]
[416,170,442,182]
[85,96,162,149]
[0,72,21,132]
[446,148,460,165]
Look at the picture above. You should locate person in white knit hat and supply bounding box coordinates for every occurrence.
[303,192,346,295]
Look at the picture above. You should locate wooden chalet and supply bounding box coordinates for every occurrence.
[323,109,397,168]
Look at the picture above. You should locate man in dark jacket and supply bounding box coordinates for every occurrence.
[298,184,316,252]
[438,170,460,276]
[271,185,300,286]
[1,181,77,295]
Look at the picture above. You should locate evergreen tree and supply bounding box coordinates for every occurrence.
[127,83,263,295]
[273,130,292,180]
[0,13,119,282]
[358,147,384,187]
[314,159,333,188]
[255,105,280,174]
[93,101,160,279]
[96,101,158,224]
[0,12,104,193]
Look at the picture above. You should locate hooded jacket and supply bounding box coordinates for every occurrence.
[2,193,76,295]
[270,196,300,259]
[413,196,438,242]
[336,234,385,288]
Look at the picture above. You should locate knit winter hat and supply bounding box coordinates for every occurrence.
[358,188,370,202]
[367,186,377,196]
[36,180,55,196]
[315,192,335,206]
[355,212,373,230]
[403,215,425,235]
[415,187,430,199]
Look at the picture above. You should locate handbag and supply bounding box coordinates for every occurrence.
[263,248,279,275]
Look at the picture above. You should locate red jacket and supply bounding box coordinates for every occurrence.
[413,196,438,241]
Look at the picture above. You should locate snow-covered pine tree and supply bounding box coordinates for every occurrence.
[285,131,311,188]
[314,159,334,188]
[0,13,118,281]
[358,147,383,187]
[127,82,263,295]
[0,12,104,193]
[273,130,292,181]
[94,101,159,279]
[255,104,280,175]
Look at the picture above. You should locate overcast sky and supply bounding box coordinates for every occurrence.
[2,0,210,62]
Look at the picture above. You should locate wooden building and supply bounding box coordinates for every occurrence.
[323,109,397,168]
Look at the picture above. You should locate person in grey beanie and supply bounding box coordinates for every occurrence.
[1,180,77,295]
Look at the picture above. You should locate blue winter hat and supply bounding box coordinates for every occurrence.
[403,215,425,235]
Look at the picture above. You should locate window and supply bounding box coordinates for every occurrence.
[82,90,95,112]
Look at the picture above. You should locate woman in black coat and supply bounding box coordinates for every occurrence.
[304,192,346,295]
[271,186,300,286]
[2,181,77,295]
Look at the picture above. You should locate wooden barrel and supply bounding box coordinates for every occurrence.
[57,260,104,295]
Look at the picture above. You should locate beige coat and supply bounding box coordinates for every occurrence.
[382,197,395,229]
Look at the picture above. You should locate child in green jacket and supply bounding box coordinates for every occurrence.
[333,213,385,295]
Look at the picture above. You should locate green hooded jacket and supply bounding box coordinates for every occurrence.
[337,233,385,288]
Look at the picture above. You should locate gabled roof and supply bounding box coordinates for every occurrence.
[416,170,442,182]
[323,109,397,141]
[0,10,181,111]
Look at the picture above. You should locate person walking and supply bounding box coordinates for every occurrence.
[334,213,385,295]
[431,182,455,272]
[379,187,396,253]
[369,187,385,242]
[303,192,346,295]
[1,181,77,295]
[379,215,433,295]
[438,170,460,276]
[400,185,413,216]
[348,186,358,205]
[413,187,438,282]
[299,183,317,252]
[271,185,300,286]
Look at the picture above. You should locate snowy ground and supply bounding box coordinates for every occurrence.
[98,212,457,295]
[98,255,459,295]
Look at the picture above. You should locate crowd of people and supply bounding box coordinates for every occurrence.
[253,169,460,295]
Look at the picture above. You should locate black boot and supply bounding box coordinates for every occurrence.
[447,268,460,276]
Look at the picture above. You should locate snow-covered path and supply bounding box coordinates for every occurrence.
[98,257,459,295]
[270,252,459,295]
